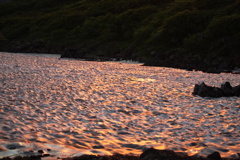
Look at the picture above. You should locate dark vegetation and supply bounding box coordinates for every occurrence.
[0,0,240,73]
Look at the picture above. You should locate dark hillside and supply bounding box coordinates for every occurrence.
[0,0,240,73]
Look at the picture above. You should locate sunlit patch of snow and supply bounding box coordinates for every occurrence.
[0,52,240,158]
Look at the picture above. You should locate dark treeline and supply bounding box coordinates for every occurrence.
[0,0,240,73]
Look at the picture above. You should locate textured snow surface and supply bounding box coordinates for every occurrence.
[0,52,239,158]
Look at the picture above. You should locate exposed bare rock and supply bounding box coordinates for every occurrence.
[193,82,240,97]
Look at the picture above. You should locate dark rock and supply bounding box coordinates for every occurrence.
[140,148,195,160]
[221,82,234,96]
[207,152,222,160]
[193,82,240,97]
[42,154,51,157]
[1,155,42,160]
[37,150,44,153]
[73,155,98,160]
[233,85,240,96]
[78,154,137,160]
[2,148,240,160]
[193,82,224,97]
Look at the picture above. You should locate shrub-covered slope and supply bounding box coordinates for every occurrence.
[0,0,240,72]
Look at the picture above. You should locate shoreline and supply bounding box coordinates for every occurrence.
[0,148,240,160]
[1,51,240,74]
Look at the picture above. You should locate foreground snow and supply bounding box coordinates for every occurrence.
[0,52,239,158]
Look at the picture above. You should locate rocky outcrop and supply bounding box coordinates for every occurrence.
[140,148,240,160]
[140,148,193,160]
[1,148,239,160]
[193,82,240,97]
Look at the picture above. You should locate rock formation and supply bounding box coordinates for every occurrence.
[193,82,240,97]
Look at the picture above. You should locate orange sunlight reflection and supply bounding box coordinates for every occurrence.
[0,53,239,158]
